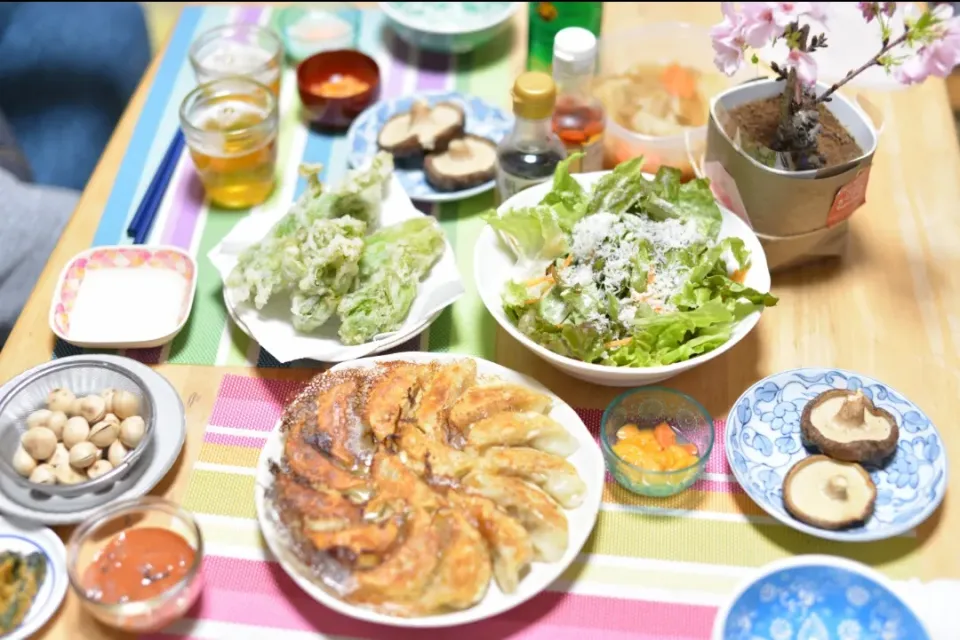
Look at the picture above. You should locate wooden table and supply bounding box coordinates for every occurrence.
[5,3,960,638]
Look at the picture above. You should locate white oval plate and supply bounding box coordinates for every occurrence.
[475,171,772,386]
[0,355,186,525]
[254,352,604,628]
[0,516,68,640]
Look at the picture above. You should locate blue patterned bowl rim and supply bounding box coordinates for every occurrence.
[600,386,716,476]
[724,367,948,543]
[344,90,513,203]
[710,554,931,640]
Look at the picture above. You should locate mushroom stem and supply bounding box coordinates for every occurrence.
[835,390,866,427]
[447,139,471,160]
[410,99,430,128]
[826,474,849,500]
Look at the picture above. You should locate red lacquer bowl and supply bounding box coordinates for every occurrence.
[297,49,380,130]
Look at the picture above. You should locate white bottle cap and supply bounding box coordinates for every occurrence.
[553,27,597,75]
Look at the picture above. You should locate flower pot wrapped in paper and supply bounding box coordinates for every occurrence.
[704,79,879,270]
[704,2,960,270]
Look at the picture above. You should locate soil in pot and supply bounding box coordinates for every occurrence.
[725,96,862,169]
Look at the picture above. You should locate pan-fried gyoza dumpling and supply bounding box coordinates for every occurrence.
[462,472,568,562]
[448,491,533,595]
[363,363,431,441]
[466,411,579,458]
[412,509,492,613]
[416,359,477,443]
[475,447,586,509]
[448,383,552,431]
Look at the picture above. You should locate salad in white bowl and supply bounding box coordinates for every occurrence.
[476,155,777,386]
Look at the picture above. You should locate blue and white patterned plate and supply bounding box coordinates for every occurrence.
[345,91,513,203]
[726,368,948,542]
[712,555,930,640]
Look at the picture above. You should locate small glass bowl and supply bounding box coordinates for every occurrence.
[601,386,714,498]
[0,358,155,497]
[67,497,204,632]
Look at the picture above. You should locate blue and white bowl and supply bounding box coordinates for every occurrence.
[726,368,947,542]
[379,2,521,54]
[712,555,930,640]
[346,91,513,203]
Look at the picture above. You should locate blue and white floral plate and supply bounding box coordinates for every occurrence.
[726,368,947,542]
[345,91,513,203]
[712,555,930,640]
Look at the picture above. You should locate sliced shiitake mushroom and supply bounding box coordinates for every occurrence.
[801,389,899,464]
[377,99,466,168]
[783,455,877,530]
[423,135,496,192]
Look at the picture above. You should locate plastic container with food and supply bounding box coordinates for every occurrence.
[601,387,714,497]
[594,22,755,180]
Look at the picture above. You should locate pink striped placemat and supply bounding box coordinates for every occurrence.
[148,374,926,640]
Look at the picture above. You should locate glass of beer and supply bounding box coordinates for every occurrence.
[179,77,279,209]
[189,24,283,96]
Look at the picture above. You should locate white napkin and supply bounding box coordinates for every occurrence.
[208,175,464,363]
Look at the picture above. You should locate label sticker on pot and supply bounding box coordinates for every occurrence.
[827,167,871,227]
[703,160,752,228]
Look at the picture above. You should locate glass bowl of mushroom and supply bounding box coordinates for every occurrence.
[0,358,155,497]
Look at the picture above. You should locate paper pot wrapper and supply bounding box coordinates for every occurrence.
[208,175,464,363]
[704,79,882,270]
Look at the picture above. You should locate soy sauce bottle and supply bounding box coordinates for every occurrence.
[495,72,567,202]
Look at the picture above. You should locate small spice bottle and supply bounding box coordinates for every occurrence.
[495,71,568,202]
[551,27,605,173]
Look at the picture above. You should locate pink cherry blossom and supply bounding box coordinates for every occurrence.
[807,2,830,24]
[784,48,818,85]
[711,2,747,75]
[740,2,781,47]
[895,7,960,84]
[882,2,896,18]
[769,2,811,27]
[858,2,879,23]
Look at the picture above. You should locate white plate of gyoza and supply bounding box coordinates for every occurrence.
[254,352,604,627]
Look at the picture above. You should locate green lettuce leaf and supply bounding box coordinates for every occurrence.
[482,205,568,261]
[540,153,588,230]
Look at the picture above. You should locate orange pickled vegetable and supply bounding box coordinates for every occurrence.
[679,442,699,456]
[660,63,697,100]
[310,74,370,99]
[616,424,642,441]
[653,422,677,449]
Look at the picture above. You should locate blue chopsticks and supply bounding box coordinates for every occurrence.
[127,129,186,245]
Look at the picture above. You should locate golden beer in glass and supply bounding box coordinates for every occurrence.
[189,24,283,96]
[179,77,278,209]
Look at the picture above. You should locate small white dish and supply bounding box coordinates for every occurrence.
[208,175,464,363]
[253,352,605,628]
[0,516,68,640]
[379,2,521,54]
[0,355,186,525]
[50,245,197,349]
[474,171,772,387]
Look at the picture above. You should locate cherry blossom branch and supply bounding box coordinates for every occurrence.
[816,30,910,103]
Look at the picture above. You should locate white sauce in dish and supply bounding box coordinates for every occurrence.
[68,268,188,343]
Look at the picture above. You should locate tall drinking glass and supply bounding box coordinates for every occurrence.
[179,77,279,209]
[189,24,283,96]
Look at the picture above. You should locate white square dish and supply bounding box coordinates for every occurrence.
[49,246,198,349]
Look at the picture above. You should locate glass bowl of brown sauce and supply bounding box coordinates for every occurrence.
[67,497,204,632]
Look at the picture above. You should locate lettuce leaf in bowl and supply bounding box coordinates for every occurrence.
[486,155,778,369]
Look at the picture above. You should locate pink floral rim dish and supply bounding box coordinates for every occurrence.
[50,246,198,349]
